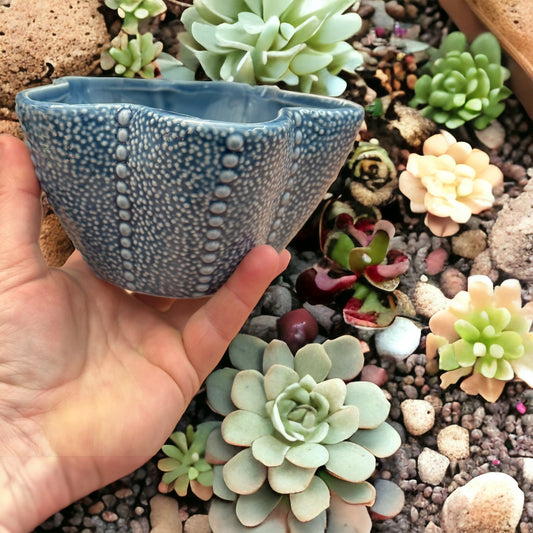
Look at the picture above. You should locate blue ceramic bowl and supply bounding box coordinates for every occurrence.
[16,77,364,297]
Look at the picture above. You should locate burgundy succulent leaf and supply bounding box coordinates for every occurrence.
[295,263,359,305]
[364,249,410,285]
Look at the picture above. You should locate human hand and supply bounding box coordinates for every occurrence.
[0,134,290,532]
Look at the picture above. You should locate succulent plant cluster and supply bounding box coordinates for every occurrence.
[296,201,411,328]
[205,334,403,532]
[409,31,512,130]
[101,0,194,79]
[426,275,533,402]
[158,421,220,500]
[399,131,503,236]
[177,0,364,96]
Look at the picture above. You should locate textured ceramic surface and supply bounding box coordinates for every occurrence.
[16,77,364,297]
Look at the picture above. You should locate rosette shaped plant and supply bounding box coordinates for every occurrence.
[205,334,403,532]
[296,202,410,328]
[409,32,512,129]
[105,0,167,34]
[426,275,533,402]
[158,421,220,500]
[399,131,503,236]
[177,0,364,96]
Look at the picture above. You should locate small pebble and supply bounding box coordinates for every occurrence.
[360,364,388,386]
[426,248,448,275]
[437,425,470,461]
[374,317,421,360]
[474,119,505,150]
[523,457,533,483]
[439,268,467,298]
[183,514,211,533]
[401,399,435,435]
[441,473,524,532]
[451,229,487,259]
[150,495,182,533]
[418,447,450,485]
[88,501,104,515]
[412,282,449,319]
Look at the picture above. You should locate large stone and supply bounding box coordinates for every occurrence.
[149,495,182,533]
[441,473,524,533]
[0,0,109,109]
[490,179,533,280]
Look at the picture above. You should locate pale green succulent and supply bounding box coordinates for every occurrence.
[105,0,167,34]
[409,32,512,130]
[178,0,364,96]
[101,32,164,78]
[205,334,403,532]
[158,421,220,500]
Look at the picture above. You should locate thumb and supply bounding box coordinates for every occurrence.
[0,135,45,281]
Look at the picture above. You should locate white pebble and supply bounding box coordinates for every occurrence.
[375,317,421,360]
[401,399,435,436]
[437,425,470,461]
[418,447,450,485]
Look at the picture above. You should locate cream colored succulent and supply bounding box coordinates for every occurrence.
[427,275,533,402]
[399,131,503,236]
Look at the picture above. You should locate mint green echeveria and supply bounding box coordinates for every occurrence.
[158,421,220,500]
[409,32,512,130]
[205,334,402,532]
[177,0,364,96]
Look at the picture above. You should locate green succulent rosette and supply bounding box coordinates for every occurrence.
[105,0,167,33]
[158,421,220,500]
[177,0,364,96]
[205,334,402,532]
[409,32,512,129]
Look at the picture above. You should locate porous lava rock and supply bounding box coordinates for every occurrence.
[0,0,109,109]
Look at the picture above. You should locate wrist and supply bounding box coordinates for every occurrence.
[0,419,67,533]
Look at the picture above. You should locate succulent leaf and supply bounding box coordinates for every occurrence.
[268,460,315,494]
[290,475,330,522]
[223,448,267,494]
[294,344,332,382]
[222,410,273,446]
[236,484,283,527]
[349,422,401,457]
[206,368,239,415]
[319,473,376,506]
[325,442,376,482]
[252,434,290,467]
[229,334,268,371]
[345,381,390,429]
[230,369,268,415]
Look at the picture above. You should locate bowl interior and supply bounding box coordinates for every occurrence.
[23,78,351,124]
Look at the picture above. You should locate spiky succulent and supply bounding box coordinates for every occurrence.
[158,421,220,500]
[177,0,364,96]
[105,0,167,34]
[409,32,512,129]
[426,275,533,402]
[205,334,403,532]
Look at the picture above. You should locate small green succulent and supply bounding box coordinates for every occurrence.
[205,334,403,532]
[427,275,533,402]
[158,421,220,500]
[409,32,512,129]
[105,0,167,34]
[177,0,364,96]
[101,32,163,78]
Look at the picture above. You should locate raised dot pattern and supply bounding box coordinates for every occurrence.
[17,95,362,297]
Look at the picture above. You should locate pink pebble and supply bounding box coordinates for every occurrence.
[426,248,448,275]
[360,364,388,387]
[516,402,527,414]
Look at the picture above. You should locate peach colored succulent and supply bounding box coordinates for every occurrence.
[399,131,503,236]
[426,275,533,402]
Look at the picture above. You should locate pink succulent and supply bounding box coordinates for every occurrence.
[399,131,503,236]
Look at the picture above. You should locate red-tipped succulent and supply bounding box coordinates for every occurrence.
[296,202,410,328]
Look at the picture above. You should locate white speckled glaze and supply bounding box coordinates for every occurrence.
[16,77,364,297]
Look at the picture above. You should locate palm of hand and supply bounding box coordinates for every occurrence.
[0,134,288,529]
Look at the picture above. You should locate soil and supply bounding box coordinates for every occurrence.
[31,1,533,532]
